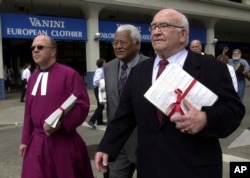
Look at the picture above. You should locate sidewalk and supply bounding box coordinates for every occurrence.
[1,87,249,178]
[0,89,107,178]
[0,89,97,125]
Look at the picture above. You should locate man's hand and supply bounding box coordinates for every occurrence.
[95,152,109,173]
[43,120,62,136]
[222,47,229,54]
[242,69,250,81]
[170,99,207,135]
[19,144,27,157]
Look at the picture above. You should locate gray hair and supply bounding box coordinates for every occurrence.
[233,49,241,54]
[116,24,141,44]
[177,12,189,46]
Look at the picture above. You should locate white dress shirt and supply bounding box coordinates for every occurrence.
[22,68,31,81]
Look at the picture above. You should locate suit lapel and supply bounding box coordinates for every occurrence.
[183,51,202,80]
[141,56,164,127]
[108,55,148,100]
[142,56,155,89]
[110,59,120,98]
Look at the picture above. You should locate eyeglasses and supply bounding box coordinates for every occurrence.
[111,41,130,48]
[30,45,54,51]
[149,23,184,32]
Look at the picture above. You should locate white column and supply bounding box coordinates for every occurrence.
[84,3,106,72]
[0,17,3,79]
[86,10,101,72]
[0,15,5,100]
[204,18,218,56]
[78,3,104,88]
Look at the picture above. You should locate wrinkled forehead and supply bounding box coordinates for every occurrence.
[114,30,131,40]
[151,10,178,24]
[233,50,241,54]
[32,35,50,45]
[191,41,201,47]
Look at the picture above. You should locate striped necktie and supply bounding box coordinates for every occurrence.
[118,63,128,95]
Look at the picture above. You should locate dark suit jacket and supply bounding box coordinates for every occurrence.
[99,51,245,178]
[103,53,148,163]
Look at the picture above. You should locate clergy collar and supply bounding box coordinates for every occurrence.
[39,62,56,72]
[40,68,49,72]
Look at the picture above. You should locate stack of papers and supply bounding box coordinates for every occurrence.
[144,63,218,117]
[45,94,77,128]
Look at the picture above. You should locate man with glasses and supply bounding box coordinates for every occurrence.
[95,9,244,178]
[19,34,94,178]
[102,24,148,178]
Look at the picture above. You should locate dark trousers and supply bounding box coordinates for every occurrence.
[20,80,27,102]
[103,171,109,178]
[89,87,105,124]
[4,79,11,90]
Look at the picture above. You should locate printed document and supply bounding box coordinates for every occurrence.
[45,94,77,128]
[144,63,218,117]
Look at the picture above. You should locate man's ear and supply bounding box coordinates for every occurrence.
[51,48,57,57]
[179,29,187,43]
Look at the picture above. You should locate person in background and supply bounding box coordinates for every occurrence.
[216,54,238,92]
[228,48,250,101]
[3,65,13,93]
[190,39,203,54]
[189,39,214,58]
[18,34,94,178]
[95,8,245,178]
[102,24,148,178]
[20,63,31,102]
[88,58,106,129]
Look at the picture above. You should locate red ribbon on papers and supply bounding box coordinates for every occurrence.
[59,106,65,116]
[168,79,197,117]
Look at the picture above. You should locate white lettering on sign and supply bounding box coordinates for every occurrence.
[141,35,151,40]
[51,30,83,37]
[100,33,115,39]
[29,18,65,28]
[6,28,83,38]
[7,28,47,36]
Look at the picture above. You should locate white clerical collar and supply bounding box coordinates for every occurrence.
[31,72,48,96]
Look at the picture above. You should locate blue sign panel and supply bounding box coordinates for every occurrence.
[99,21,151,42]
[99,20,206,43]
[0,13,206,43]
[1,13,87,40]
[189,28,206,44]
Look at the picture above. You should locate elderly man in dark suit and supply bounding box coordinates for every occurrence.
[103,24,148,178]
[95,9,245,178]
